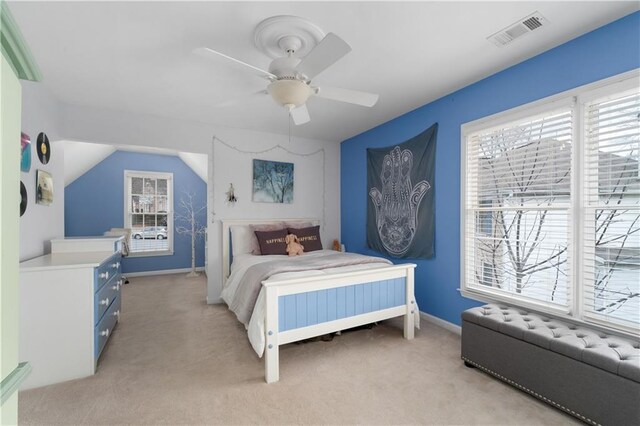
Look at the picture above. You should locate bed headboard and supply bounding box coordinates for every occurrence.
[221,218,320,283]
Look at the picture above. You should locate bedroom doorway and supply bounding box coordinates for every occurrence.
[60,140,209,280]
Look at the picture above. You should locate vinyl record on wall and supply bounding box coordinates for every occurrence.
[20,181,28,217]
[37,132,50,165]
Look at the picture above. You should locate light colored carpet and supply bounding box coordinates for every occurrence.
[19,273,578,425]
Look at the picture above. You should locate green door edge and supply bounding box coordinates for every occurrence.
[0,0,41,82]
[0,362,31,405]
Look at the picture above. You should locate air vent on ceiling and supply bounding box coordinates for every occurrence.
[487,11,549,47]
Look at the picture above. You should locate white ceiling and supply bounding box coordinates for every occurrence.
[9,1,639,142]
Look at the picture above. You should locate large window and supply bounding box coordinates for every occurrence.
[124,171,173,255]
[462,71,639,335]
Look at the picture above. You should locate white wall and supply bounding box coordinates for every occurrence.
[59,103,340,303]
[207,132,340,303]
[20,81,64,261]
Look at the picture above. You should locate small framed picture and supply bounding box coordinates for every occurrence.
[36,170,53,206]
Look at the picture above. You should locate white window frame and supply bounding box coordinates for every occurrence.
[124,170,174,257]
[577,78,640,335]
[461,68,640,337]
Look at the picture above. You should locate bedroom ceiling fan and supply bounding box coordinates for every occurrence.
[194,15,379,125]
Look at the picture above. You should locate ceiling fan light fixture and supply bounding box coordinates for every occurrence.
[267,79,312,108]
[196,16,378,125]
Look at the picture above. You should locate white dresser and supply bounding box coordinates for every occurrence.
[19,250,122,389]
[50,235,124,254]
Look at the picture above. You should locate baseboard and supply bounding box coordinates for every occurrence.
[420,311,462,335]
[206,296,223,305]
[124,267,205,278]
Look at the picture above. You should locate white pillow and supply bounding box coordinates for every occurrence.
[284,221,314,229]
[230,222,287,256]
[230,225,254,257]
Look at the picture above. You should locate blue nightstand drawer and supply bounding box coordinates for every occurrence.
[95,295,120,359]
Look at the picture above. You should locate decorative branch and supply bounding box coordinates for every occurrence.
[175,191,207,277]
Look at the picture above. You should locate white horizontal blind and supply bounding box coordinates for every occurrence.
[465,107,573,309]
[583,90,640,331]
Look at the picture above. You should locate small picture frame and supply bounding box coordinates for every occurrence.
[36,170,53,206]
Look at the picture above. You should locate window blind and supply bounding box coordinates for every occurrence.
[465,108,573,309]
[583,90,640,331]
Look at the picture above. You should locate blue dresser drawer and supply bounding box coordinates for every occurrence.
[95,295,120,359]
[94,253,122,292]
[106,255,122,276]
[94,274,122,324]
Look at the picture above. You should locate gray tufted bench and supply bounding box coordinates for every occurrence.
[461,304,640,425]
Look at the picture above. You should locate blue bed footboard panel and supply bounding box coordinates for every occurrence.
[278,278,406,332]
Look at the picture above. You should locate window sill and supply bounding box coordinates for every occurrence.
[459,287,569,316]
[127,250,174,258]
[458,287,640,339]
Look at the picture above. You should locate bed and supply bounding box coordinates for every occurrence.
[221,219,418,383]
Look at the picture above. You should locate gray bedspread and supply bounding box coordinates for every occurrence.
[229,252,392,325]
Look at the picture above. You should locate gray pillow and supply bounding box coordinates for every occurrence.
[254,229,288,255]
[250,223,286,254]
[287,225,322,252]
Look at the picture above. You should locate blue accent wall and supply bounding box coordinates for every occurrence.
[65,151,207,274]
[340,12,640,326]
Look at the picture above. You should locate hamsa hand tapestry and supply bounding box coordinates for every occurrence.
[367,123,437,259]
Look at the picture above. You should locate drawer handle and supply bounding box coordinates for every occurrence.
[113,310,120,319]
[99,271,110,280]
[99,297,109,306]
[112,281,121,291]
[112,262,120,269]
[100,329,110,338]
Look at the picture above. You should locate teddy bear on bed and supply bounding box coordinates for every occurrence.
[285,234,304,256]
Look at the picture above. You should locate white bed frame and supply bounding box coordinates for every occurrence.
[221,219,416,383]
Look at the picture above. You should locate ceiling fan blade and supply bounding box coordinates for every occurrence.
[290,104,310,125]
[295,33,351,80]
[314,86,379,107]
[212,90,268,108]
[194,47,276,81]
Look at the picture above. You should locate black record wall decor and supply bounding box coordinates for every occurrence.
[367,123,437,259]
[37,132,50,164]
[20,181,28,217]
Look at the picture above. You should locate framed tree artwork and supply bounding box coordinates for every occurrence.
[252,159,294,204]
